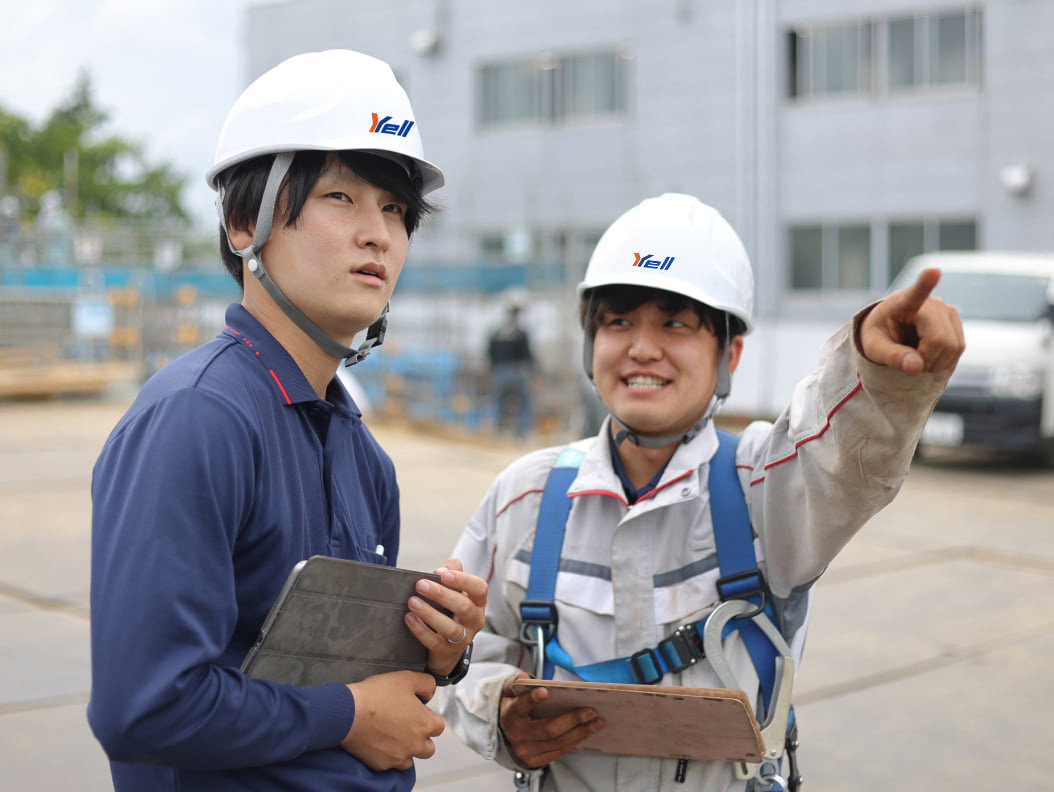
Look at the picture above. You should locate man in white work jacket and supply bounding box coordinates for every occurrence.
[436,193,963,791]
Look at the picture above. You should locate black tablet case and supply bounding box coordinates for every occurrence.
[241,555,443,686]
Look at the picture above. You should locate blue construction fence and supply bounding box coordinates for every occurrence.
[0,265,240,300]
[0,258,564,298]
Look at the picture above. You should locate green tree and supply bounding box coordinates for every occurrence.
[1,71,188,223]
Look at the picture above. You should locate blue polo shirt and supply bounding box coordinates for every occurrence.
[89,304,411,791]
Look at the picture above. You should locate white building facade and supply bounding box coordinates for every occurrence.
[244,0,1054,419]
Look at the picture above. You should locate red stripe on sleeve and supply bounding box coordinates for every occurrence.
[749,379,863,485]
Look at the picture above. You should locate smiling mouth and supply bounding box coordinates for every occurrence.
[624,375,669,390]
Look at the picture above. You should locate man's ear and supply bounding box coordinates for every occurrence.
[727,335,745,376]
[226,224,255,253]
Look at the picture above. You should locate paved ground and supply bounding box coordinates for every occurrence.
[1,396,1051,790]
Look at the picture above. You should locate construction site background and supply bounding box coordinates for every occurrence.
[0,218,601,444]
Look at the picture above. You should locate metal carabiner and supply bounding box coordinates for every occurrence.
[530,624,546,679]
[703,599,796,783]
[526,624,546,792]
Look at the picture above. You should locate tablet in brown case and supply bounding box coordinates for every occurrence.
[511,678,764,762]
[241,555,443,686]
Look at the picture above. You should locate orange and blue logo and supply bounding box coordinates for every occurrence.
[631,252,675,270]
[369,112,415,138]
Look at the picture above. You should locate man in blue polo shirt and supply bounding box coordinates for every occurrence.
[89,50,487,792]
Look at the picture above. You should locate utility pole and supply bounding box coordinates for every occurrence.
[64,148,79,217]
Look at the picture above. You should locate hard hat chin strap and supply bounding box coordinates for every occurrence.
[216,151,387,367]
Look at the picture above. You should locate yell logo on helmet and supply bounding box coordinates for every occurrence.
[631,253,675,270]
[369,113,415,138]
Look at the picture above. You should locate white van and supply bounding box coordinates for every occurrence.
[893,251,1054,465]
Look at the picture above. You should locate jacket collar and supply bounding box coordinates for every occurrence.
[569,417,720,504]
[221,304,359,418]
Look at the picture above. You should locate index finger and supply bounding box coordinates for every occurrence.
[432,565,488,606]
[896,267,941,314]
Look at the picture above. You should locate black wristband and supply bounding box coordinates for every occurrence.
[430,642,473,687]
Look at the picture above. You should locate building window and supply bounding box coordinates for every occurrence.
[789,21,874,98]
[479,230,535,264]
[838,225,871,289]
[790,8,982,99]
[931,10,972,84]
[937,219,977,250]
[479,48,627,128]
[886,9,982,90]
[888,222,926,283]
[561,51,626,118]
[887,18,918,88]
[479,61,538,126]
[790,227,823,289]
[789,223,871,291]
[887,218,978,284]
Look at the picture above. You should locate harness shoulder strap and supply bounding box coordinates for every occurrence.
[710,429,781,718]
[519,446,585,679]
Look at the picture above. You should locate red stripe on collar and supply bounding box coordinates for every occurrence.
[268,369,292,405]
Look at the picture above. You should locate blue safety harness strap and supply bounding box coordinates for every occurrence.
[708,429,780,720]
[519,446,585,679]
[520,431,781,719]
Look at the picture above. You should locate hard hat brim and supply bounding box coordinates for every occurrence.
[576,270,754,334]
[206,143,444,195]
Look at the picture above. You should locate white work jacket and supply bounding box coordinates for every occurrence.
[437,320,950,791]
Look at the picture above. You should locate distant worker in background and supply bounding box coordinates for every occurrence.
[487,292,535,439]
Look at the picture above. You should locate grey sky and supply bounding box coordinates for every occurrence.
[1,0,256,229]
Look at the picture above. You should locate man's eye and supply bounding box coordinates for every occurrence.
[326,192,350,201]
[384,203,407,215]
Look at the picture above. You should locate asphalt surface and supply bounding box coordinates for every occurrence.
[1,396,1051,790]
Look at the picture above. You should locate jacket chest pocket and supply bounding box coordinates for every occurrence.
[503,524,617,618]
[687,492,717,554]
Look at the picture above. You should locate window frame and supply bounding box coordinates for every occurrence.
[478,47,628,129]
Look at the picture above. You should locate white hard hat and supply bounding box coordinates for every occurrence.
[578,193,754,333]
[206,49,444,194]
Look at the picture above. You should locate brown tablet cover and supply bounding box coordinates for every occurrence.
[241,555,443,686]
[511,678,764,762]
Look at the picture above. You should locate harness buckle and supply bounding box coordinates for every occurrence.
[629,648,663,684]
[518,600,559,644]
[657,623,706,674]
[715,568,768,620]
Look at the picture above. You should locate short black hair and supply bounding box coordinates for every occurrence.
[579,284,746,350]
[217,150,437,288]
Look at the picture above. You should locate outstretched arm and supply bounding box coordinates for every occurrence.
[858,267,965,375]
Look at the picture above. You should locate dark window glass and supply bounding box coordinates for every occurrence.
[791,226,823,289]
